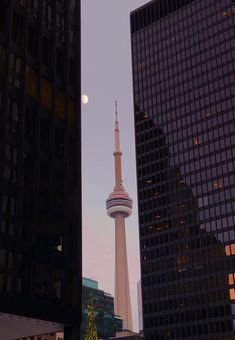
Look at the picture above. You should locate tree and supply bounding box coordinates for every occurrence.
[83,292,98,340]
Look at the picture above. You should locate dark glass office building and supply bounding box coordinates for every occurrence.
[0,0,81,339]
[131,0,235,339]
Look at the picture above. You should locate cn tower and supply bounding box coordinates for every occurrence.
[106,102,133,331]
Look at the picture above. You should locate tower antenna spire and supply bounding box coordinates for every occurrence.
[115,100,118,123]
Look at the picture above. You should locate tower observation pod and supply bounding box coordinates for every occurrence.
[106,102,133,331]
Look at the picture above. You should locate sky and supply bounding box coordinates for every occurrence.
[81,0,148,332]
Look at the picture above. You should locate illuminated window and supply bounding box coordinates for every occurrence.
[54,236,63,252]
[223,9,229,15]
[225,244,235,256]
[144,112,148,119]
[228,273,235,285]
[230,289,235,300]
[9,54,21,88]
[26,66,38,99]
[194,137,201,145]
[213,181,223,189]
[146,179,152,184]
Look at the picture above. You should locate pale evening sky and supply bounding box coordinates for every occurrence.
[81,0,148,332]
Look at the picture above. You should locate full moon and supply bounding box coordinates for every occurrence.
[81,94,89,104]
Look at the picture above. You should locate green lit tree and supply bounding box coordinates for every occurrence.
[83,292,98,340]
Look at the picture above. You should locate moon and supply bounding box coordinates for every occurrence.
[81,94,89,104]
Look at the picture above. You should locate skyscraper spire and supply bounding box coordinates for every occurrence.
[113,101,123,190]
[106,104,133,331]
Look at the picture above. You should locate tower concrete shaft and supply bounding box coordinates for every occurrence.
[106,103,133,331]
[115,215,132,331]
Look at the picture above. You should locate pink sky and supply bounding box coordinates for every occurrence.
[81,0,148,331]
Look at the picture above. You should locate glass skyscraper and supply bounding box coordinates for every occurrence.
[131,0,235,339]
[81,277,123,339]
[0,1,81,339]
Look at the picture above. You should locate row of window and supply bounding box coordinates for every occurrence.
[0,44,76,90]
[16,0,76,35]
[134,20,234,59]
[144,321,232,339]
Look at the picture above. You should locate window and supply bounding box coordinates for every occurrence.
[68,98,76,126]
[0,44,5,75]
[7,99,19,134]
[42,37,52,68]
[1,194,16,235]
[26,66,38,99]
[56,48,65,79]
[17,0,27,7]
[40,78,52,110]
[69,59,76,87]
[225,244,235,256]
[56,12,65,42]
[24,108,36,142]
[2,195,15,216]
[9,54,21,88]
[28,0,39,18]
[69,0,76,11]
[35,263,48,298]
[5,144,17,164]
[23,154,35,190]
[40,118,50,151]
[52,269,63,300]
[12,12,24,47]
[55,128,64,159]
[55,172,64,205]
[69,27,75,47]
[55,88,65,120]
[4,150,17,183]
[0,4,7,33]
[28,25,38,57]
[43,1,52,30]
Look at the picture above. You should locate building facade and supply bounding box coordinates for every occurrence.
[82,277,123,339]
[131,0,235,339]
[0,0,81,339]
